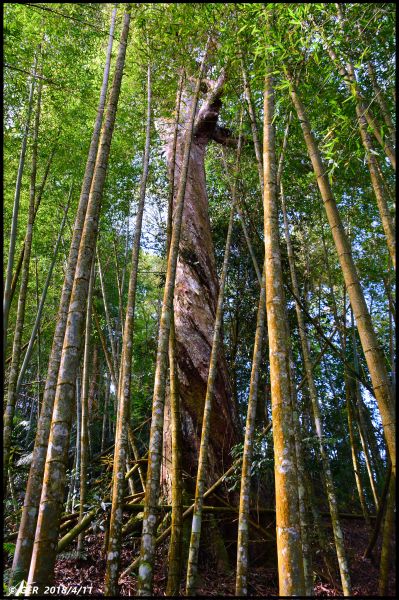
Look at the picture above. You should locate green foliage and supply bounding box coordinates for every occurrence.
[3,2,394,529]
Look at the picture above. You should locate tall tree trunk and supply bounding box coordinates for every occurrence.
[185,189,236,597]
[263,69,305,596]
[3,79,42,495]
[26,11,130,591]
[104,60,151,597]
[11,7,117,585]
[160,75,241,495]
[136,39,212,597]
[288,74,396,482]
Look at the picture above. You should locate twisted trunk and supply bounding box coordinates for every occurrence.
[160,76,240,497]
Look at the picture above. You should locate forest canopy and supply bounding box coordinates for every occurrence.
[3,3,396,597]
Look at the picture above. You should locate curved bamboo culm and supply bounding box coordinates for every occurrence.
[320,217,372,526]
[263,68,305,596]
[4,78,42,497]
[136,37,211,597]
[10,139,59,307]
[334,5,396,172]
[26,10,130,593]
[104,60,151,597]
[324,32,395,269]
[367,60,396,148]
[10,7,117,586]
[281,185,352,595]
[288,74,396,483]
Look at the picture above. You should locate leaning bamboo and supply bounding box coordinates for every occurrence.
[11,8,117,586]
[26,11,130,591]
[288,73,395,481]
[281,185,351,595]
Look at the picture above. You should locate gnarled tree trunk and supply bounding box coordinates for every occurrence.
[160,74,240,495]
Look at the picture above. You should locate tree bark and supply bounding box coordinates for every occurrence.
[137,39,213,596]
[165,73,184,597]
[185,186,237,597]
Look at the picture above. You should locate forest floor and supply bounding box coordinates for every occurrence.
[43,519,395,596]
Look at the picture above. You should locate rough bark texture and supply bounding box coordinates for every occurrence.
[164,72,185,598]
[11,8,117,585]
[137,41,221,596]
[26,11,129,591]
[160,73,241,498]
[185,194,236,596]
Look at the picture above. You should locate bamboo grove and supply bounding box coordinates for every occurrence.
[3,3,396,597]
